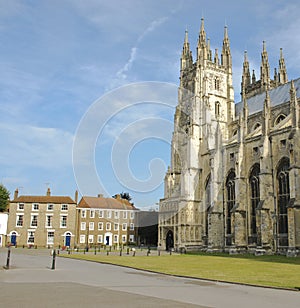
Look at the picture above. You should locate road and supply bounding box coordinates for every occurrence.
[0,248,299,307]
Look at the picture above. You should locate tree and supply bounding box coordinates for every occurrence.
[0,184,10,212]
[112,192,133,203]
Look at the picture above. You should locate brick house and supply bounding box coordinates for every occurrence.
[76,194,138,248]
[7,188,77,248]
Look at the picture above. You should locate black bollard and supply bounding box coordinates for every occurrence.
[107,250,109,256]
[5,246,11,269]
[120,249,122,256]
[158,249,160,256]
[51,249,56,270]
[127,247,129,255]
[94,246,97,255]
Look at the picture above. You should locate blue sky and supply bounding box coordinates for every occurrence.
[1,0,300,209]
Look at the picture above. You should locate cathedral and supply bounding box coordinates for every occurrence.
[158,19,300,256]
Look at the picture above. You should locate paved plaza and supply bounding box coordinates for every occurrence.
[0,248,299,307]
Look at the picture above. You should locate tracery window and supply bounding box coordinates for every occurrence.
[249,164,260,244]
[226,170,235,245]
[205,175,211,239]
[277,158,290,247]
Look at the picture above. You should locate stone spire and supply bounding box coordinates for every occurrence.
[214,48,219,65]
[241,85,249,138]
[252,69,256,84]
[207,38,212,61]
[262,89,271,135]
[180,29,193,71]
[241,51,251,95]
[290,80,299,128]
[197,18,208,61]
[278,48,288,84]
[260,41,270,89]
[221,25,232,68]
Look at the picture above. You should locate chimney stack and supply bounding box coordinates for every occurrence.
[46,187,51,196]
[14,188,19,200]
[97,194,103,198]
[75,190,78,203]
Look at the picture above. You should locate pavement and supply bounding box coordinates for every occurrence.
[0,247,299,308]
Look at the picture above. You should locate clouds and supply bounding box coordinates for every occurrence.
[0,123,73,169]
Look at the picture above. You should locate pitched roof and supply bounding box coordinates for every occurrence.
[12,196,76,204]
[235,77,300,116]
[78,196,138,211]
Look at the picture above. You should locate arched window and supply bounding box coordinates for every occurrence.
[249,164,260,244]
[226,170,235,245]
[215,101,220,118]
[275,114,286,125]
[277,158,290,247]
[205,175,212,240]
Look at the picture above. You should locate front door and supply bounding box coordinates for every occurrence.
[11,233,17,246]
[104,232,112,246]
[65,234,71,247]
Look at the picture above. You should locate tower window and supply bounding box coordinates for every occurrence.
[214,77,220,90]
[215,101,220,118]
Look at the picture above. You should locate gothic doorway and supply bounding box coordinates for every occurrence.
[166,230,174,251]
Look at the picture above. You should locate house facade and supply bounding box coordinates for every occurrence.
[159,19,300,256]
[76,194,138,247]
[7,188,77,248]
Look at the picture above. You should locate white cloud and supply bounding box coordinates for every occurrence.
[109,15,169,89]
[0,124,74,169]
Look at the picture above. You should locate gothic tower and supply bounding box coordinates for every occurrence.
[159,19,234,251]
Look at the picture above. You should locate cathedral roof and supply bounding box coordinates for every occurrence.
[235,77,300,116]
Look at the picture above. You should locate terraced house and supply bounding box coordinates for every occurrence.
[76,194,138,248]
[7,188,77,248]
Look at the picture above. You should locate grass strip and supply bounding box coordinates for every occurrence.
[61,252,300,290]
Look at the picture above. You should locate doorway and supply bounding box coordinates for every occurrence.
[166,230,174,251]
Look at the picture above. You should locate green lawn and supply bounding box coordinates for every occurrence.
[61,251,300,290]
